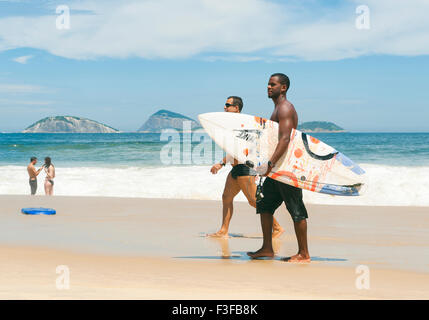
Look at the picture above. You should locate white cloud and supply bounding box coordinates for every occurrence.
[12,55,33,64]
[202,55,264,63]
[0,98,53,106]
[0,84,45,93]
[0,0,428,61]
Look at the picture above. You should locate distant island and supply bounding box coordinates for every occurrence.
[298,121,345,133]
[23,116,120,133]
[138,109,201,132]
[20,114,344,134]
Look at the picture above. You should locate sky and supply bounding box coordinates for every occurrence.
[0,0,428,132]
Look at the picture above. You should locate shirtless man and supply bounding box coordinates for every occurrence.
[247,73,310,262]
[27,157,43,195]
[209,96,284,238]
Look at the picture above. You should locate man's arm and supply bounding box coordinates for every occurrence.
[33,166,43,176]
[256,105,294,176]
[269,106,294,166]
[210,156,227,174]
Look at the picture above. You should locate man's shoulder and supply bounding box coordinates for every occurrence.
[277,100,296,116]
[283,99,294,108]
[276,99,294,110]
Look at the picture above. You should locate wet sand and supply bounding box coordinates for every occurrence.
[1,195,428,299]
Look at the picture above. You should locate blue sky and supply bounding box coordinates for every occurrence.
[0,0,428,132]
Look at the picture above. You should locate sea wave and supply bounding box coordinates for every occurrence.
[1,164,428,206]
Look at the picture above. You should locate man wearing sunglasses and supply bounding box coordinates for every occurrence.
[208,96,284,238]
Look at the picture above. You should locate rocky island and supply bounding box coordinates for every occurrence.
[138,109,201,132]
[23,116,119,133]
[298,121,345,133]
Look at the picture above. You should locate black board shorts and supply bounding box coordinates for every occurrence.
[256,177,308,222]
[29,179,37,195]
[230,164,257,179]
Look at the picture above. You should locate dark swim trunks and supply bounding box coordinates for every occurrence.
[29,179,37,195]
[230,164,257,179]
[256,177,308,222]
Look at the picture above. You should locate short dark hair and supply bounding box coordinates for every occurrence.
[227,96,243,112]
[270,73,290,93]
[30,157,37,162]
[45,157,52,167]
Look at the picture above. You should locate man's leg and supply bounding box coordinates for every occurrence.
[285,219,310,262]
[236,176,284,238]
[236,176,257,208]
[247,178,282,258]
[208,172,240,237]
[247,213,274,258]
[281,185,310,263]
[271,218,285,239]
[30,180,37,196]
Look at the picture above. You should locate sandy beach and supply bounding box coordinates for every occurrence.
[1,195,428,299]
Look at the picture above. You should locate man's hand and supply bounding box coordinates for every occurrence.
[210,163,223,174]
[255,162,273,176]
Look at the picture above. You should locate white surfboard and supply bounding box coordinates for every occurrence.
[198,112,366,196]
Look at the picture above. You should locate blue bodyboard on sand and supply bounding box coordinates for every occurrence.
[21,207,56,215]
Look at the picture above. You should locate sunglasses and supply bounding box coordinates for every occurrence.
[225,103,237,108]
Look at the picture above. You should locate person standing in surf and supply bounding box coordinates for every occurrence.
[27,157,43,195]
[208,96,284,238]
[43,157,55,196]
[247,73,310,262]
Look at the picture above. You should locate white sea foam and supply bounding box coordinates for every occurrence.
[1,164,428,206]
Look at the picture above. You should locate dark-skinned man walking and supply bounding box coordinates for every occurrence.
[247,73,310,263]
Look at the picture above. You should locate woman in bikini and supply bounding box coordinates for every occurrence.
[44,157,55,196]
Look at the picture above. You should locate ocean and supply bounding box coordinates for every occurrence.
[1,132,429,206]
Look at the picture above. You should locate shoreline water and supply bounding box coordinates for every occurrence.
[2,163,429,206]
[2,132,429,206]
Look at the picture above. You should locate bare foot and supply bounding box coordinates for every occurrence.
[272,227,285,239]
[247,248,274,259]
[282,253,311,263]
[207,230,228,238]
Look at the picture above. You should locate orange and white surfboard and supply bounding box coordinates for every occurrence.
[198,112,366,196]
